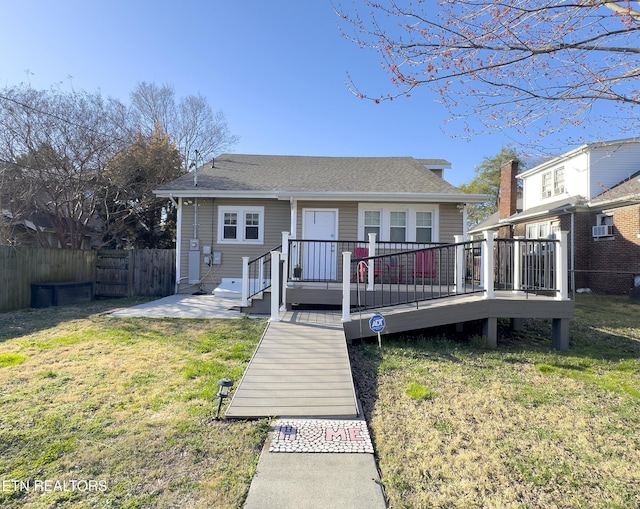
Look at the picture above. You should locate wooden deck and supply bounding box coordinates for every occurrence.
[225,308,359,419]
[344,291,574,349]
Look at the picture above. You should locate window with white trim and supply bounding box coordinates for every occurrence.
[592,214,614,238]
[217,206,264,244]
[416,211,433,242]
[359,204,438,242]
[390,211,407,242]
[363,210,381,240]
[541,172,552,198]
[526,221,553,239]
[554,167,565,195]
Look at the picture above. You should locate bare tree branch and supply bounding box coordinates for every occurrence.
[336,0,640,137]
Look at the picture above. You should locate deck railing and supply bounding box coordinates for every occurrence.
[240,246,280,306]
[349,240,484,312]
[255,231,569,322]
[285,238,443,283]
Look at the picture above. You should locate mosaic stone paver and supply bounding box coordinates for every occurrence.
[270,418,374,453]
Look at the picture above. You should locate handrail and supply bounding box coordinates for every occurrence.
[350,241,482,312]
[348,237,562,313]
[286,239,441,282]
[246,245,281,301]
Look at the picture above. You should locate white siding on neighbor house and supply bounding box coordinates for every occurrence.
[521,142,640,211]
[522,152,588,210]
[588,143,640,199]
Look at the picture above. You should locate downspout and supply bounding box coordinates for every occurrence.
[193,197,198,239]
[557,206,576,299]
[175,196,183,294]
[462,204,468,240]
[570,211,575,299]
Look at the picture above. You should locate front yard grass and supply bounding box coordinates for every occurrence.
[2,294,639,508]
[0,300,269,509]
[351,294,640,508]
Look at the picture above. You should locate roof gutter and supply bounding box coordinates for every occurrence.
[588,195,640,208]
[275,192,489,203]
[154,190,280,199]
[154,190,489,204]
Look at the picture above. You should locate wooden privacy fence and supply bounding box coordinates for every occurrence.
[0,247,175,312]
[96,250,175,298]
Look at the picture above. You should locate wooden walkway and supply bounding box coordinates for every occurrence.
[225,309,359,419]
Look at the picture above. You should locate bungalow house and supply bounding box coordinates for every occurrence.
[154,154,487,295]
[470,138,640,294]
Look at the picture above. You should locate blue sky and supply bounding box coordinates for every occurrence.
[0,1,619,186]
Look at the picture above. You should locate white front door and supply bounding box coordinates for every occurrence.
[302,209,338,281]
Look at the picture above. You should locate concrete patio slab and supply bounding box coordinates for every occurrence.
[107,294,263,319]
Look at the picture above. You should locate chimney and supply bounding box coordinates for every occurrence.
[499,160,519,220]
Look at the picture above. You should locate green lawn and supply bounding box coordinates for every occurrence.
[351,294,640,508]
[1,295,639,508]
[0,300,269,509]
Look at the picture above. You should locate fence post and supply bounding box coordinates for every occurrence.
[241,256,250,307]
[454,235,464,294]
[367,233,377,291]
[127,250,135,297]
[270,251,281,322]
[555,231,568,300]
[513,237,522,293]
[483,231,495,299]
[342,251,352,323]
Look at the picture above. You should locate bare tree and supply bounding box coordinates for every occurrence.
[131,82,239,169]
[336,1,640,137]
[0,85,129,248]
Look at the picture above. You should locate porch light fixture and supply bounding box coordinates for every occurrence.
[216,378,234,419]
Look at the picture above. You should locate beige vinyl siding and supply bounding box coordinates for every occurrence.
[295,201,462,243]
[177,198,463,293]
[439,203,464,243]
[178,198,290,293]
[295,201,359,240]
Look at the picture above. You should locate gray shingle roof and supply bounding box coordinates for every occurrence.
[156,154,461,194]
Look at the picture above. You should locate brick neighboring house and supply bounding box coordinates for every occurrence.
[469,138,640,295]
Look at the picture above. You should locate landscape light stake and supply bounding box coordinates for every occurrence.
[216,378,234,419]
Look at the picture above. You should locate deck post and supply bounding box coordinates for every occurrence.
[281,232,290,311]
[513,236,522,293]
[483,317,498,348]
[454,235,464,294]
[342,251,352,323]
[555,231,569,301]
[270,251,281,322]
[483,231,495,299]
[367,233,377,291]
[241,256,250,307]
[552,318,570,350]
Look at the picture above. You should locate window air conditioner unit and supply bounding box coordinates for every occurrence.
[592,224,613,238]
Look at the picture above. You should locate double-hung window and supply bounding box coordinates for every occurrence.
[389,211,407,242]
[218,206,264,244]
[363,210,381,241]
[554,167,565,195]
[541,172,552,198]
[359,204,437,243]
[415,211,433,242]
